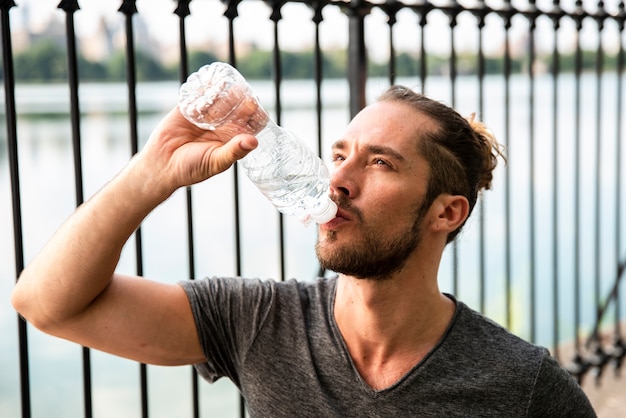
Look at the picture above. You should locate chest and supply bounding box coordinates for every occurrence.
[351,352,429,391]
[237,315,528,417]
[239,342,528,418]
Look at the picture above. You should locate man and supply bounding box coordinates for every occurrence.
[12,86,595,416]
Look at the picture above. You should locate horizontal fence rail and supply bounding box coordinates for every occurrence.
[1,0,625,417]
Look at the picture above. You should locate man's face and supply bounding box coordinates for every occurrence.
[315,101,435,280]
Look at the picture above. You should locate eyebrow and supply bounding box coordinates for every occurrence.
[331,140,406,162]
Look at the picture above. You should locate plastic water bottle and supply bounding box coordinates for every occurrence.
[178,62,337,226]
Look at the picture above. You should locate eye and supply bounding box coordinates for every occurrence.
[374,157,391,168]
[331,153,346,164]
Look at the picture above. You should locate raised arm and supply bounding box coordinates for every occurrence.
[10,107,257,365]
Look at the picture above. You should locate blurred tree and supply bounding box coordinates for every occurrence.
[14,39,67,82]
[9,40,607,83]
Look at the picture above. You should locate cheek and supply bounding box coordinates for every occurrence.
[363,185,421,225]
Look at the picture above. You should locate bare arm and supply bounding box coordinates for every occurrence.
[11,107,257,365]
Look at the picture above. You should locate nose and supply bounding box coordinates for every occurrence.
[329,159,358,199]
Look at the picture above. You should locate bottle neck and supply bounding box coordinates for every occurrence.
[255,119,281,140]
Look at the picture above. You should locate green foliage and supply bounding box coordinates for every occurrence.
[104,49,176,82]
[238,49,273,79]
[78,57,107,81]
[322,50,347,79]
[13,39,68,82]
[10,40,178,83]
[235,49,347,80]
[105,50,126,81]
[280,50,314,79]
[9,38,620,84]
[188,50,219,74]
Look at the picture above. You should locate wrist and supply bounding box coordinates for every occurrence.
[95,155,175,231]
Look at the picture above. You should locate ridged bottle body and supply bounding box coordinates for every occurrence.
[178,62,337,225]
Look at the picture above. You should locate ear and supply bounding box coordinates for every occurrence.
[429,194,469,234]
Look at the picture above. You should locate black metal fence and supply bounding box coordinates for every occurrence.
[1,0,625,417]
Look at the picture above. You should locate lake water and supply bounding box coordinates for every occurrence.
[1,75,625,417]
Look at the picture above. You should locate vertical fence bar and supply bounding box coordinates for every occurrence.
[549,0,563,360]
[343,0,370,116]
[58,2,83,205]
[477,5,486,315]
[117,1,150,415]
[57,1,94,416]
[310,1,328,279]
[589,2,610,382]
[612,0,626,374]
[575,0,584,378]
[414,4,429,91]
[592,3,604,351]
[569,0,588,383]
[309,1,324,156]
[173,2,201,416]
[266,0,287,283]
[176,1,191,84]
[219,1,247,415]
[387,11,396,85]
[498,0,514,331]
[446,2,460,296]
[1,1,30,417]
[381,1,401,85]
[526,1,537,344]
[268,1,284,126]
[222,0,242,291]
[472,0,488,315]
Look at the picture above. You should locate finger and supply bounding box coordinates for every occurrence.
[210,134,258,173]
[235,134,258,153]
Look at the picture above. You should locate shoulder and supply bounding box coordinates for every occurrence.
[445,299,595,416]
[180,275,283,299]
[528,353,596,416]
[180,276,336,309]
[442,299,550,384]
[452,300,545,357]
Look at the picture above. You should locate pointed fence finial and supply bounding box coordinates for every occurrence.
[58,0,80,13]
[0,0,16,11]
[175,0,192,18]
[118,0,138,16]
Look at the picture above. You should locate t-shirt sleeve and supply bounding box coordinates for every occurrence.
[179,277,275,385]
[527,352,597,417]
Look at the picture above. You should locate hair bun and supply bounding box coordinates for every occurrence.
[465,113,507,191]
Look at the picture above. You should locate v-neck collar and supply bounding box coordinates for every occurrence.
[327,278,460,395]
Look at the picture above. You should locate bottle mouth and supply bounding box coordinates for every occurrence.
[310,198,338,224]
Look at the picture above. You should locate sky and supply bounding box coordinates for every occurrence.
[9,0,626,60]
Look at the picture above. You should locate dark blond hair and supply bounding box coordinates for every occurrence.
[378,85,506,242]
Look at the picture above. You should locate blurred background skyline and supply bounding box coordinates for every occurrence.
[8,0,625,68]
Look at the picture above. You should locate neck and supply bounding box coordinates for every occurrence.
[333,266,455,390]
[335,272,453,344]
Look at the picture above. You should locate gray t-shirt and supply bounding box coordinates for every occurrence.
[181,276,596,417]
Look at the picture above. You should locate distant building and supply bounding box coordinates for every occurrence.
[80,16,115,62]
[11,6,161,64]
[11,3,66,53]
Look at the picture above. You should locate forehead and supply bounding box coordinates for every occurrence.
[337,100,437,154]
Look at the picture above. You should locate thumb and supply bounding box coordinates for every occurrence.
[210,134,258,174]
[232,133,258,156]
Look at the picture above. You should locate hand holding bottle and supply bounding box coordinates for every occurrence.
[179,64,270,141]
[138,106,258,199]
[178,62,337,225]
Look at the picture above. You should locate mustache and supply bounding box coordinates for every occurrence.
[330,194,363,221]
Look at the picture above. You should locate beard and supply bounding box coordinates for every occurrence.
[315,197,426,281]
